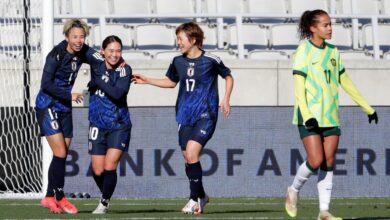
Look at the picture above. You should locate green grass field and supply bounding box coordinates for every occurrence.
[0,197,389,219]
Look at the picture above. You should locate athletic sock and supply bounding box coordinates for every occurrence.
[92,172,104,193]
[102,170,117,202]
[49,156,66,201]
[291,161,316,192]
[317,167,333,211]
[186,161,205,201]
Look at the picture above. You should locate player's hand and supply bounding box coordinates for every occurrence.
[219,98,231,118]
[119,57,126,68]
[71,93,84,104]
[305,118,319,130]
[368,111,378,124]
[132,73,148,84]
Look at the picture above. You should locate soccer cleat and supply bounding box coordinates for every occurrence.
[317,210,343,220]
[195,194,210,214]
[92,202,109,214]
[56,197,78,214]
[285,186,298,218]
[181,199,199,214]
[40,197,62,214]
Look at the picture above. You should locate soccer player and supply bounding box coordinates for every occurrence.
[36,19,100,214]
[86,35,132,214]
[284,10,378,220]
[132,22,234,214]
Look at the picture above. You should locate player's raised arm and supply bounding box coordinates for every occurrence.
[132,73,177,88]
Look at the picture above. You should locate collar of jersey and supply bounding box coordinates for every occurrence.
[308,39,326,50]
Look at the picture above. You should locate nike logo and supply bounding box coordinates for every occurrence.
[312,61,318,65]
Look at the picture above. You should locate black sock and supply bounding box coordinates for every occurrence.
[45,172,55,197]
[102,170,117,202]
[186,162,205,201]
[92,172,104,193]
[49,156,66,200]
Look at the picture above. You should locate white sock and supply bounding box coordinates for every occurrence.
[291,161,314,192]
[317,169,333,211]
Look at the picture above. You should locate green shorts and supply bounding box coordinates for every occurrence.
[298,125,341,139]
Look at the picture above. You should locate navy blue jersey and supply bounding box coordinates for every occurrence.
[35,40,99,112]
[88,60,132,130]
[166,51,231,126]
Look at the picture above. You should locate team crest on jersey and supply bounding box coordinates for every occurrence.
[51,121,59,130]
[187,63,195,77]
[71,61,77,71]
[102,71,109,83]
[330,58,336,67]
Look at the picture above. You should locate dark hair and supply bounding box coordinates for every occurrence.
[175,22,204,48]
[102,35,123,50]
[298,10,329,40]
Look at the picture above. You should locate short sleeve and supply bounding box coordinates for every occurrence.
[165,57,180,82]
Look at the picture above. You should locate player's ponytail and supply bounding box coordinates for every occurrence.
[298,9,328,40]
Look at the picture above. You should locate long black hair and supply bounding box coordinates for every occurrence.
[298,9,329,40]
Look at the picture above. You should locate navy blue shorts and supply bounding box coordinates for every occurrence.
[36,107,73,138]
[88,124,131,155]
[178,119,216,150]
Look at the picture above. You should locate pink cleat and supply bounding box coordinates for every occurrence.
[56,197,78,214]
[40,197,62,214]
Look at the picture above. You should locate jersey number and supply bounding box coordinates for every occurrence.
[89,127,99,141]
[323,69,331,84]
[186,79,195,92]
[95,89,105,97]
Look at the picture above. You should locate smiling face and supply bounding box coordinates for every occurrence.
[176,31,196,55]
[101,41,122,68]
[310,14,332,42]
[65,27,85,53]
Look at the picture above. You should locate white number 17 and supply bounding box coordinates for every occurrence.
[186,79,195,92]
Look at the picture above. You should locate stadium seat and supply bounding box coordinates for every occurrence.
[335,0,381,15]
[246,0,288,23]
[247,50,289,60]
[80,0,112,15]
[205,49,238,60]
[383,51,390,59]
[122,50,153,60]
[110,0,153,23]
[198,23,218,49]
[153,50,181,60]
[269,23,300,50]
[154,0,196,23]
[382,0,390,14]
[203,0,246,13]
[327,23,353,50]
[289,0,329,15]
[93,24,133,49]
[0,24,24,48]
[202,0,246,23]
[228,23,268,51]
[339,51,374,60]
[112,0,152,14]
[361,24,390,52]
[155,0,195,14]
[134,24,176,50]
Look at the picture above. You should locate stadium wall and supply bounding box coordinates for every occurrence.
[66,106,390,198]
